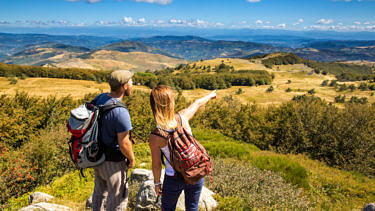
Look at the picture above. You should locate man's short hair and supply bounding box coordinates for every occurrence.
[108,70,134,91]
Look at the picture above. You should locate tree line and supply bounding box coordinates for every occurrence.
[257,53,375,81]
[1,63,272,90]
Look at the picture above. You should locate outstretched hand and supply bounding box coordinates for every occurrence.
[208,90,217,100]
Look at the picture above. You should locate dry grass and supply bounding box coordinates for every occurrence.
[192,58,269,71]
[55,50,187,72]
[0,77,149,100]
[182,70,375,106]
[1,59,374,105]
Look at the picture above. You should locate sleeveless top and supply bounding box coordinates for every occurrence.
[159,114,192,176]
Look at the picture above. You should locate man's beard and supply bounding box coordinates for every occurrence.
[125,87,132,96]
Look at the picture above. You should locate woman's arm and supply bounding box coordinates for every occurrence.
[179,90,216,121]
[149,135,163,195]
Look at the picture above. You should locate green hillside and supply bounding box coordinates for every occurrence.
[0,90,374,210]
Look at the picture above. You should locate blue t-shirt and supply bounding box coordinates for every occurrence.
[94,93,132,148]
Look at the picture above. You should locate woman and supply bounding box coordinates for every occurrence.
[148,85,216,211]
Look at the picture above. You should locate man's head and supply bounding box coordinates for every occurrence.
[108,70,134,96]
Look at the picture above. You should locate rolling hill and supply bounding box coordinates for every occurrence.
[44,50,187,72]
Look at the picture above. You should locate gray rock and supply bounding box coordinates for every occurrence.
[135,179,161,211]
[131,168,165,184]
[131,169,153,183]
[364,203,375,211]
[176,186,217,211]
[28,192,54,204]
[19,202,71,211]
[134,171,216,211]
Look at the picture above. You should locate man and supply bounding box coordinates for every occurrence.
[92,70,136,211]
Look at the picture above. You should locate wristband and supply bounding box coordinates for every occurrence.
[154,181,162,186]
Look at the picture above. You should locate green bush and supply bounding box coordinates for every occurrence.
[192,95,375,177]
[206,158,311,210]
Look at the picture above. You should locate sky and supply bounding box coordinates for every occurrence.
[0,0,375,32]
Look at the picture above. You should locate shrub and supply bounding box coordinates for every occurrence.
[338,84,348,92]
[8,77,17,85]
[334,95,346,103]
[307,88,315,94]
[206,158,311,210]
[321,80,329,86]
[236,88,243,95]
[266,86,274,93]
[349,84,356,92]
[285,87,292,92]
[359,82,368,91]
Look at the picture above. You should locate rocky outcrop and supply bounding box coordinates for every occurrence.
[28,192,54,204]
[364,203,375,211]
[132,169,217,211]
[19,202,72,211]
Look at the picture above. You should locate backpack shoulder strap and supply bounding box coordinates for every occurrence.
[151,128,169,140]
[100,100,127,115]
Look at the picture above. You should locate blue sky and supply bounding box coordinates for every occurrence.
[0,0,375,31]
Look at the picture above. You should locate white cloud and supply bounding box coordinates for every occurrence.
[293,18,304,26]
[316,19,334,24]
[137,18,147,24]
[265,21,271,24]
[255,20,263,24]
[354,21,361,25]
[0,21,10,24]
[132,0,172,4]
[364,21,371,25]
[277,23,286,28]
[122,17,135,25]
[247,0,261,2]
[87,0,101,3]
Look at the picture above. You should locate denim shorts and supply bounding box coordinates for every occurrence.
[161,174,204,211]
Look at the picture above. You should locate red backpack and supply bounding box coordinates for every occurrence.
[151,114,213,184]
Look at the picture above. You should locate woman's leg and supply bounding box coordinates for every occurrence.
[161,175,184,211]
[184,178,204,211]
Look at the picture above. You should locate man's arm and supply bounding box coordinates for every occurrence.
[118,130,135,168]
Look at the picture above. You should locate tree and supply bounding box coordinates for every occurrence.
[307,89,315,95]
[266,86,274,93]
[236,88,243,95]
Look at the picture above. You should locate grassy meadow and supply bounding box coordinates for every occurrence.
[1,67,374,105]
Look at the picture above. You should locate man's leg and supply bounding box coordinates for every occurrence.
[184,178,204,211]
[104,161,129,211]
[161,175,184,211]
[92,165,108,211]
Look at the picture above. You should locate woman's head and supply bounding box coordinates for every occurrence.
[150,85,177,130]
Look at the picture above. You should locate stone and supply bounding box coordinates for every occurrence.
[135,179,161,211]
[19,202,71,211]
[28,192,54,204]
[134,169,216,211]
[364,203,375,211]
[176,186,217,211]
[131,169,153,183]
[131,168,165,184]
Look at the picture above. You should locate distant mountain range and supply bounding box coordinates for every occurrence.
[1,32,375,71]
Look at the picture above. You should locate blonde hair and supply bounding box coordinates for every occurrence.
[150,85,178,130]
